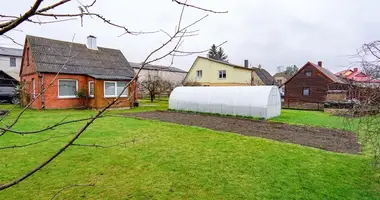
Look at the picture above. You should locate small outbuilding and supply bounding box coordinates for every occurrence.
[169,86,281,119]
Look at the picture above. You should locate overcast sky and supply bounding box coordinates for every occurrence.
[1,0,379,74]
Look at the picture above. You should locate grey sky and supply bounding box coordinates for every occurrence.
[1,0,379,74]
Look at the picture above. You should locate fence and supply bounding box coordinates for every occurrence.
[138,93,169,101]
[282,100,325,111]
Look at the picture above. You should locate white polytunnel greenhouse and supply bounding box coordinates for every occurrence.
[169,86,281,119]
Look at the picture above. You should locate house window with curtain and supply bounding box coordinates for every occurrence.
[88,81,94,97]
[104,81,128,97]
[58,79,78,98]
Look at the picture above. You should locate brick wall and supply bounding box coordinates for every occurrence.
[41,73,90,109]
[94,79,133,109]
[20,73,40,109]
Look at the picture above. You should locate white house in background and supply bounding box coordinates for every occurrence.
[0,47,22,81]
[130,62,187,97]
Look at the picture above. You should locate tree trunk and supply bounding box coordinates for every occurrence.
[150,93,154,102]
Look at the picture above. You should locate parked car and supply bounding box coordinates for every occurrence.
[0,86,19,104]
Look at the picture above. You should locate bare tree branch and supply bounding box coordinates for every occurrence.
[171,0,228,13]
[72,138,140,148]
[50,183,95,200]
[0,116,106,135]
[0,133,73,150]
[0,0,44,34]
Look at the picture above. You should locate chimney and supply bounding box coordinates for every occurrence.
[353,68,358,72]
[87,35,97,50]
[318,61,322,67]
[244,59,249,68]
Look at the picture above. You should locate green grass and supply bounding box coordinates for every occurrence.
[0,103,379,199]
[271,109,359,131]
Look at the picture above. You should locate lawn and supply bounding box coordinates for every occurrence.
[271,109,359,131]
[0,103,379,199]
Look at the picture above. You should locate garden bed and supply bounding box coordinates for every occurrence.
[124,111,360,154]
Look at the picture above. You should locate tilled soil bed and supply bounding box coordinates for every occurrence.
[124,111,360,154]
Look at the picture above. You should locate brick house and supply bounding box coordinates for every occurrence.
[20,35,136,109]
[283,61,347,109]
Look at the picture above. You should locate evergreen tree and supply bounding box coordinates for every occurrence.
[207,44,218,60]
[216,47,228,61]
[207,44,228,62]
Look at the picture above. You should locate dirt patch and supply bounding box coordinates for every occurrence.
[124,111,360,154]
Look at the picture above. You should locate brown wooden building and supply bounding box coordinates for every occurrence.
[284,61,347,108]
[20,35,136,109]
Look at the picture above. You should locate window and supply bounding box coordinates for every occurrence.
[88,81,94,97]
[10,57,16,67]
[58,79,78,98]
[31,78,36,98]
[305,71,312,76]
[26,47,30,66]
[277,79,282,85]
[218,70,226,79]
[104,81,129,97]
[196,70,202,78]
[303,88,310,96]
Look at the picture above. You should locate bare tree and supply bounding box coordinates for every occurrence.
[183,79,202,86]
[345,41,380,167]
[140,71,164,102]
[0,1,227,193]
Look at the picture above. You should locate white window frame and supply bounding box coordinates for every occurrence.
[305,71,312,77]
[196,70,202,78]
[88,81,94,98]
[104,81,129,98]
[58,79,78,98]
[218,70,227,79]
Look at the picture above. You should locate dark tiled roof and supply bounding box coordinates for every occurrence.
[253,68,277,85]
[27,35,135,80]
[273,72,291,79]
[130,62,187,73]
[0,47,22,57]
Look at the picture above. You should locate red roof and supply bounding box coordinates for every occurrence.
[335,68,380,83]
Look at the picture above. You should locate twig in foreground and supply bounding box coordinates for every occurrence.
[50,183,95,200]
[0,133,73,150]
[72,138,141,148]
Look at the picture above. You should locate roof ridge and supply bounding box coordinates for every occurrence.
[197,56,257,70]
[26,35,122,51]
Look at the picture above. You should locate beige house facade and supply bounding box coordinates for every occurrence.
[273,72,291,93]
[184,56,275,86]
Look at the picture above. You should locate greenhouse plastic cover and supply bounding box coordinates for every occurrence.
[169,86,281,119]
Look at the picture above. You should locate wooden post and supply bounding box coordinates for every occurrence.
[318,101,319,110]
